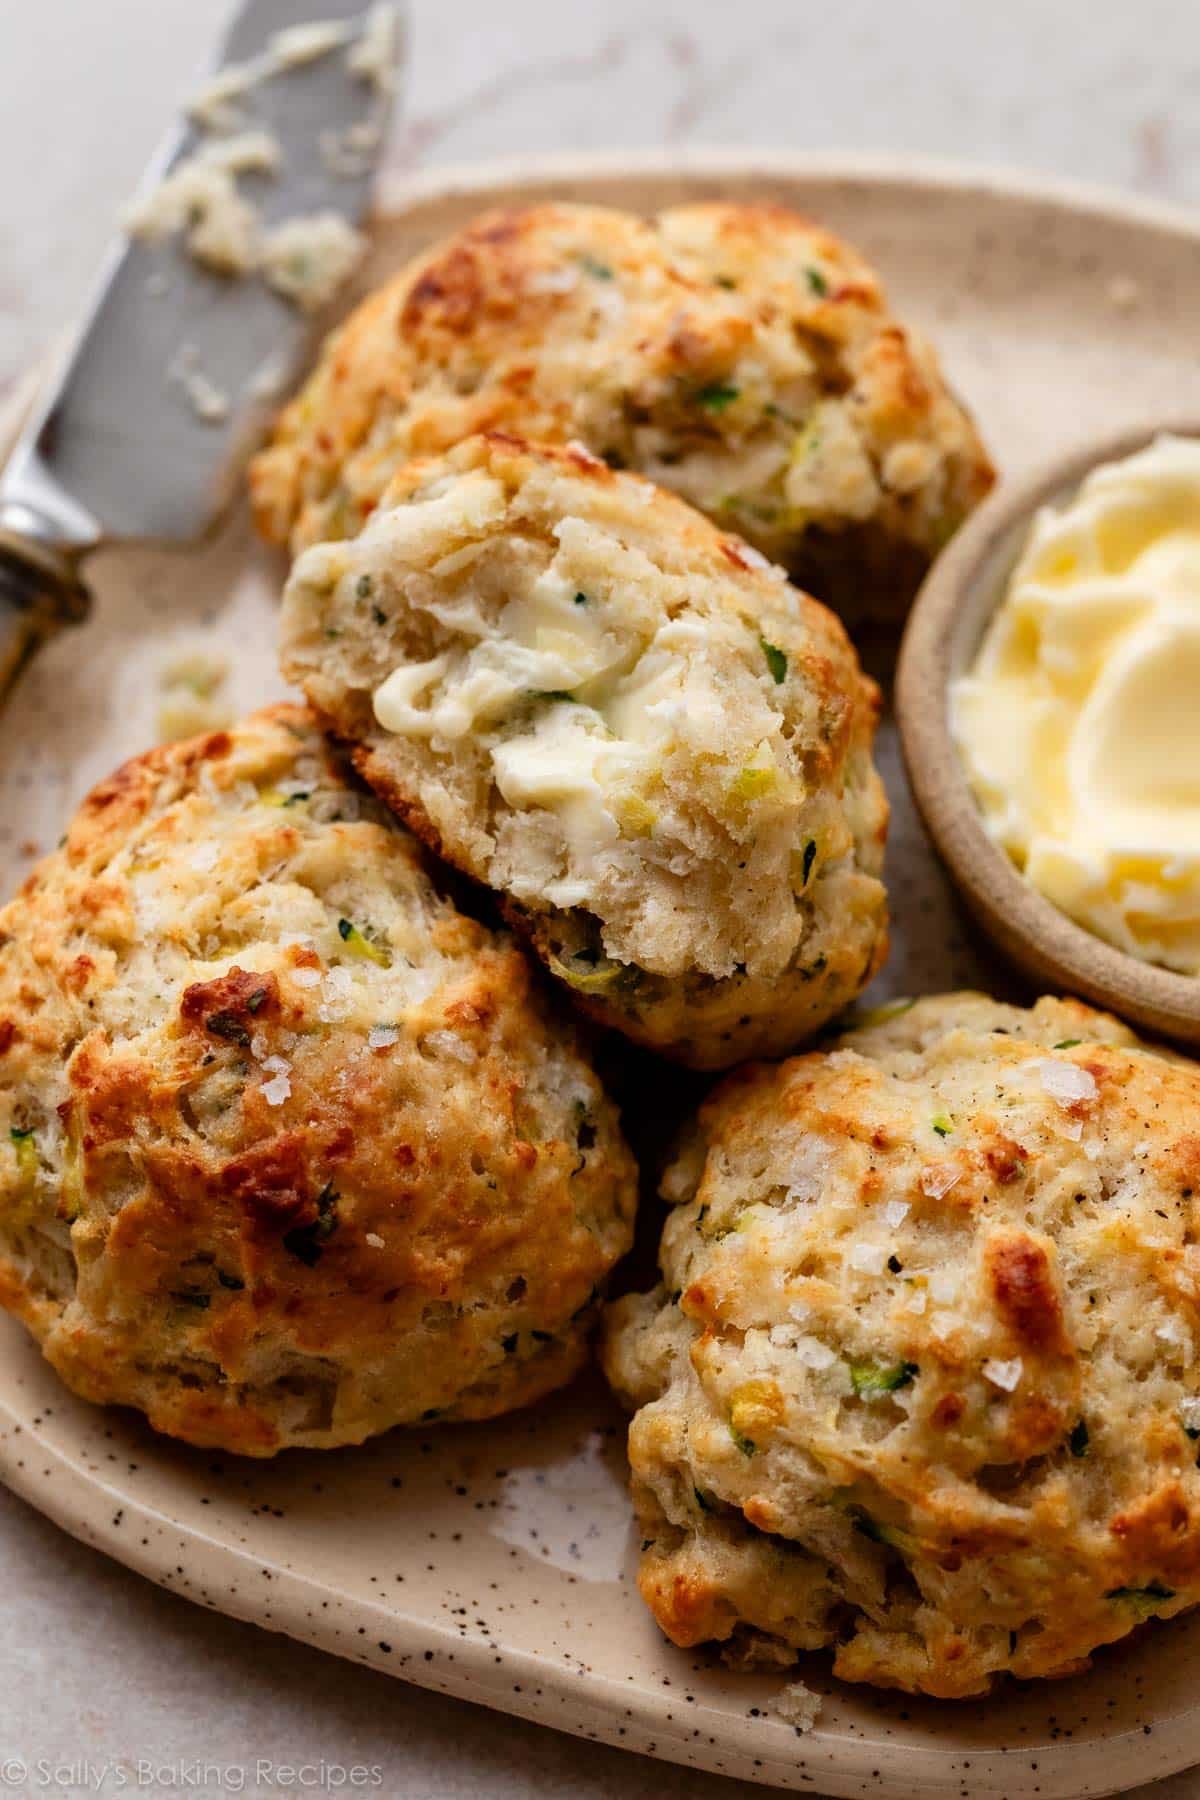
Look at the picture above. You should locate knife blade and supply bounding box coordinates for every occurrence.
[0,0,401,695]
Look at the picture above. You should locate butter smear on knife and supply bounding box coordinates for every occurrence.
[123,8,399,313]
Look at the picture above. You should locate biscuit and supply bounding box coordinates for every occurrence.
[250,201,994,620]
[604,993,1200,1695]
[280,434,889,1067]
[0,707,636,1454]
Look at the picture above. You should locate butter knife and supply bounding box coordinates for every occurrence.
[0,0,400,699]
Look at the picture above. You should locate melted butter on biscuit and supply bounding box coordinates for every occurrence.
[953,434,1200,972]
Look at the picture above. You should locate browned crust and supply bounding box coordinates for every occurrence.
[250,199,995,619]
[0,706,638,1454]
[281,433,890,1068]
[608,993,1200,1696]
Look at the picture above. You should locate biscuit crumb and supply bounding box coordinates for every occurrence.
[260,214,367,313]
[346,4,400,95]
[132,14,387,315]
[773,1680,821,1732]
[167,345,231,426]
[157,645,233,742]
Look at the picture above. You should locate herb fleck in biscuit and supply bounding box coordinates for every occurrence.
[280,434,889,1068]
[604,993,1200,1696]
[0,707,636,1454]
[250,201,994,620]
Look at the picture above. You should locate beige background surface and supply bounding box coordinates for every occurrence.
[2,2,1200,1795]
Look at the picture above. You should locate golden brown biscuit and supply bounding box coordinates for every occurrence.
[604,993,1200,1696]
[250,201,994,619]
[279,434,889,1068]
[0,706,636,1454]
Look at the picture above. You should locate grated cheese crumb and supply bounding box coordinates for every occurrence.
[882,1199,910,1228]
[292,968,322,989]
[367,1025,400,1049]
[365,1231,385,1249]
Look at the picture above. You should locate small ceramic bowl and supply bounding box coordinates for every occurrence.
[896,419,1200,1045]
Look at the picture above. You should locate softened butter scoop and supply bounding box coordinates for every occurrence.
[952,433,1200,974]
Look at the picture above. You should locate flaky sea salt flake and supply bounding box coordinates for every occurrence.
[1036,1058,1097,1107]
[983,1356,1023,1392]
[260,1057,292,1106]
[849,1243,887,1276]
[920,1163,961,1200]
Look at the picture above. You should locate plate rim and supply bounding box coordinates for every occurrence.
[1,1332,1190,1800]
[374,143,1200,247]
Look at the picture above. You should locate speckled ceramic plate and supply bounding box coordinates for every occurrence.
[2,152,1200,1799]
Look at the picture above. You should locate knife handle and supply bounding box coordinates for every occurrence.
[0,532,91,702]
